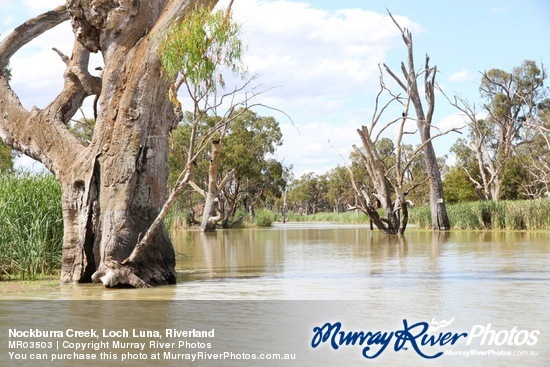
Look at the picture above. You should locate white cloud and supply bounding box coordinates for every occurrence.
[449,69,477,82]
[229,0,421,109]
[2,15,14,27]
[436,113,468,132]
[23,0,65,15]
[14,154,47,173]
[10,50,66,109]
[275,119,360,177]
[212,0,425,176]
[9,21,74,109]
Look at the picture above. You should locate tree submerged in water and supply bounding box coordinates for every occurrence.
[0,1,229,288]
[348,11,459,234]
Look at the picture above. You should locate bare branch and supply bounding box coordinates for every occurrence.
[371,65,405,141]
[127,162,197,263]
[404,176,429,196]
[0,5,69,69]
[225,0,235,19]
[52,47,70,65]
[425,56,436,124]
[1,36,89,174]
[189,180,206,197]
[49,40,102,125]
[401,126,462,175]
[383,63,407,92]
[217,169,235,191]
[386,8,405,34]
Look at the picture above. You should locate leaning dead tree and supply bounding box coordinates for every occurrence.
[444,95,504,201]
[0,1,223,288]
[94,1,263,282]
[192,139,235,231]
[444,61,548,201]
[348,67,459,234]
[383,11,451,230]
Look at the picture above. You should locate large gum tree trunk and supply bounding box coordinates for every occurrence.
[64,2,177,285]
[0,0,218,287]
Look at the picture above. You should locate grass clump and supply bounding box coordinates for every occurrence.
[0,173,63,280]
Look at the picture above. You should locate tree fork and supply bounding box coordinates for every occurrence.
[2,1,220,288]
[386,10,450,230]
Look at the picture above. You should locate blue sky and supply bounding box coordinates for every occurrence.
[1,0,549,176]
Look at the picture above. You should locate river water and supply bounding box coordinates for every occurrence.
[1,223,549,366]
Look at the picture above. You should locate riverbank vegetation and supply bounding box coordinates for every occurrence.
[409,199,550,230]
[167,192,550,231]
[1,172,549,281]
[0,174,63,280]
[0,0,548,285]
[282,211,370,224]
[166,208,276,230]
[283,199,550,231]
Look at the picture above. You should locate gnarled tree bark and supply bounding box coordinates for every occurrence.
[0,0,218,287]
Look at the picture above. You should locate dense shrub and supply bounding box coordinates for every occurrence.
[253,209,275,227]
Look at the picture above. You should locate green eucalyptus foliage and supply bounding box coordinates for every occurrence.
[0,143,14,174]
[167,108,285,224]
[443,166,479,204]
[69,118,95,147]
[160,5,246,97]
[452,60,548,200]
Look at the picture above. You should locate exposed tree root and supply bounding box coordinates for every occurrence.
[91,260,151,288]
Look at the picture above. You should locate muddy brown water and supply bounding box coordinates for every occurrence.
[1,223,548,366]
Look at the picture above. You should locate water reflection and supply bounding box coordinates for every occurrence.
[1,223,549,366]
[1,224,548,302]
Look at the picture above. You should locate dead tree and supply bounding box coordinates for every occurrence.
[383,10,450,230]
[348,67,459,234]
[189,139,235,232]
[444,95,504,200]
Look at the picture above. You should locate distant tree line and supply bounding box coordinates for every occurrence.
[284,60,548,222]
[2,60,547,231]
[445,60,549,202]
[167,108,289,228]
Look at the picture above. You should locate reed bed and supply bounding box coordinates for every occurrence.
[409,199,550,230]
[0,173,63,280]
[279,199,550,230]
[280,211,370,224]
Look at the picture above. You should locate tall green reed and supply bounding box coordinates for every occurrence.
[0,173,63,280]
[409,199,550,230]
